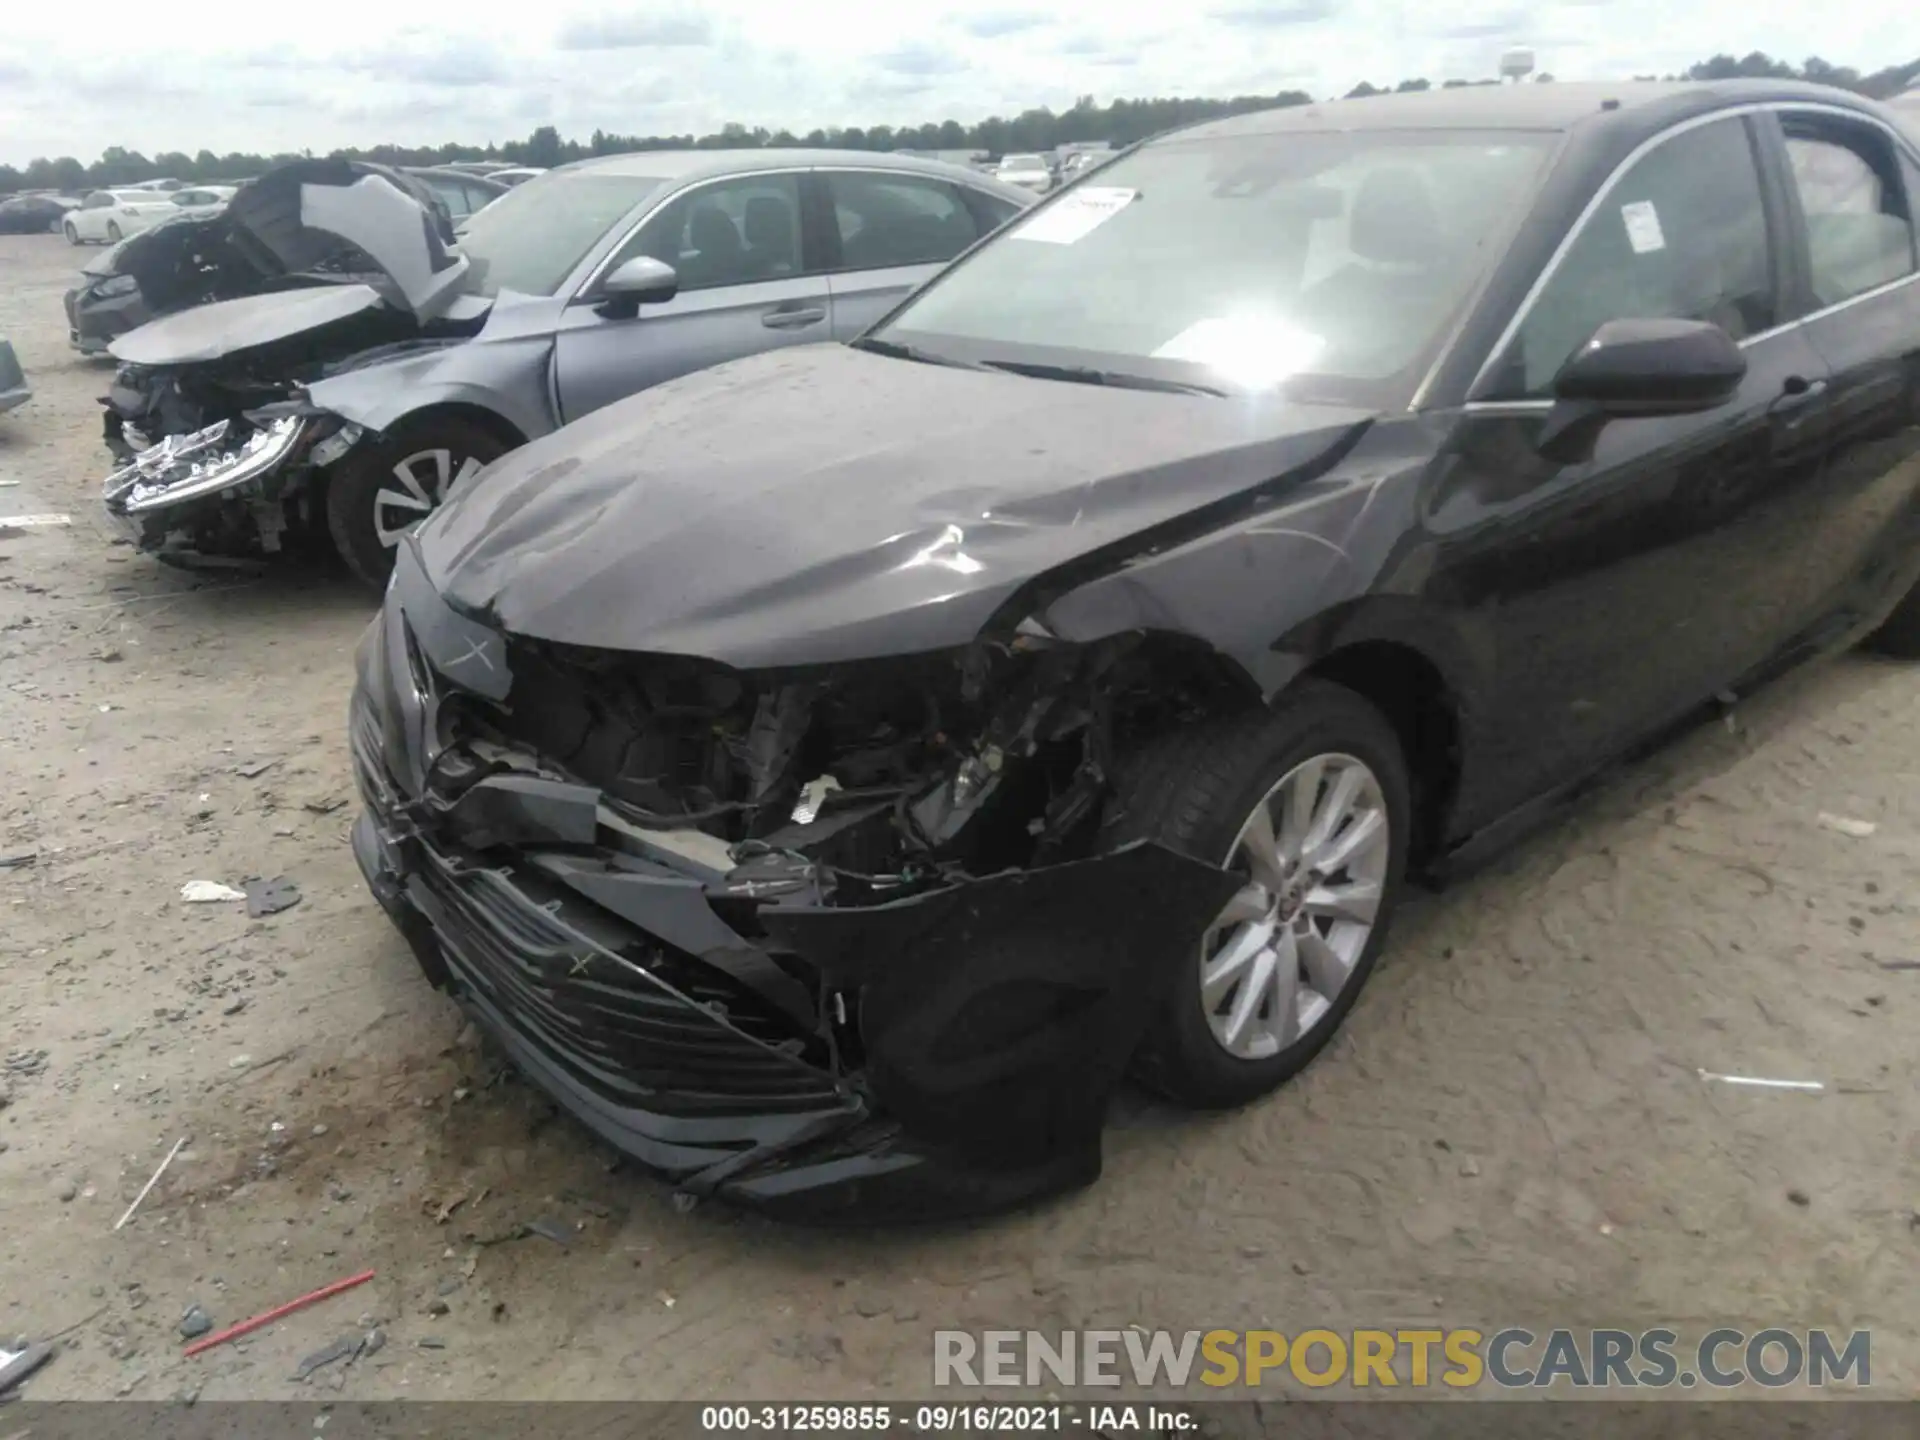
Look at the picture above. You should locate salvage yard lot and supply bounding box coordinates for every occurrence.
[2,227,1919,1400]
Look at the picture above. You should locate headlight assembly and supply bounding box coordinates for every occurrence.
[92,274,139,299]
[104,416,308,513]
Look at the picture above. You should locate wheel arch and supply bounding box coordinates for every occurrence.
[308,399,527,518]
[371,400,529,452]
[1295,640,1463,869]
[1265,597,1484,870]
[1092,594,1481,868]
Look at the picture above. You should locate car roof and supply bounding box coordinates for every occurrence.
[1172,78,1898,143]
[405,165,509,190]
[557,147,1028,190]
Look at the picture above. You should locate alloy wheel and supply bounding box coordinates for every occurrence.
[373,447,484,547]
[1197,753,1390,1060]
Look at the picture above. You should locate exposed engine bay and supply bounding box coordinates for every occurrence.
[422,628,1238,904]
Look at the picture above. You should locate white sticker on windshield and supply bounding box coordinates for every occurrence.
[1621,199,1666,254]
[1009,187,1138,245]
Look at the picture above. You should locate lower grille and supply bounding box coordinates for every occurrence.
[410,852,844,1119]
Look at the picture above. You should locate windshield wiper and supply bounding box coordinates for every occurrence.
[976,358,1226,398]
[849,336,989,370]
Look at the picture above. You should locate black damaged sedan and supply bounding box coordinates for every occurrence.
[351,80,1920,1220]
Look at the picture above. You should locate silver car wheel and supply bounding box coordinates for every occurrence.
[1198,753,1390,1061]
[373,447,483,548]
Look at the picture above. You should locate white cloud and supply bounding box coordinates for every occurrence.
[0,0,1904,165]
[555,9,717,51]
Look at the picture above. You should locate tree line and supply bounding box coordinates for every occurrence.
[5,50,1916,194]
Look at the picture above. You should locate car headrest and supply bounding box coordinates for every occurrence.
[688,205,741,256]
[743,195,793,249]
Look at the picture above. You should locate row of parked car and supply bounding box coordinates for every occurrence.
[991,146,1115,194]
[74,80,1920,1223]
[1,161,549,241]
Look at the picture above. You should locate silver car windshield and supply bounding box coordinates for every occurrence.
[457,171,666,297]
[880,130,1551,401]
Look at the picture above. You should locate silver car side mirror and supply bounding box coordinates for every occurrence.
[599,256,679,316]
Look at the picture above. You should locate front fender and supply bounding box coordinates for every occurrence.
[305,334,558,442]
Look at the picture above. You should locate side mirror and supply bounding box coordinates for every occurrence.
[597,255,678,318]
[1537,317,1746,463]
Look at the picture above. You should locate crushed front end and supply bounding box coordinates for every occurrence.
[349,542,1241,1221]
[99,387,361,560]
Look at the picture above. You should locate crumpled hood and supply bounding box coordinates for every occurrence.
[419,344,1371,669]
[110,284,387,366]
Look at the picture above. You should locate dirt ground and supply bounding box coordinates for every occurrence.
[1,229,1917,1404]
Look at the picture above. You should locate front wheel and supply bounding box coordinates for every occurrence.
[105,221,122,243]
[63,221,80,245]
[1104,679,1411,1108]
[325,416,511,588]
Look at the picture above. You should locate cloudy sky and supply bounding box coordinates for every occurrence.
[0,0,1901,165]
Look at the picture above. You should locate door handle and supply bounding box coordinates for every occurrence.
[762,306,826,330]
[1773,376,1828,408]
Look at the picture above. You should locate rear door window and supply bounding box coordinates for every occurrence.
[1779,115,1917,308]
[827,172,983,270]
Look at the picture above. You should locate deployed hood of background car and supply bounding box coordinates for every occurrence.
[226,161,468,324]
[105,159,470,366]
[419,344,1372,668]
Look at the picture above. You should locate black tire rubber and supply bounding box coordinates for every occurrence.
[1864,575,1920,658]
[324,415,511,589]
[63,222,80,245]
[105,221,122,243]
[1101,678,1412,1109]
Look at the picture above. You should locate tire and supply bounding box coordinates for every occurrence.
[1103,678,1411,1108]
[325,415,511,588]
[63,222,80,245]
[1864,575,1920,658]
[106,221,122,243]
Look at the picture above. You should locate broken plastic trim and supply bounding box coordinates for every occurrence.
[109,416,309,514]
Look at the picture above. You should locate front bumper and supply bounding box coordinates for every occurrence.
[346,551,1240,1222]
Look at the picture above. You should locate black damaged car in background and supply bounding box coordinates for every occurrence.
[65,163,455,356]
[351,80,1920,1221]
